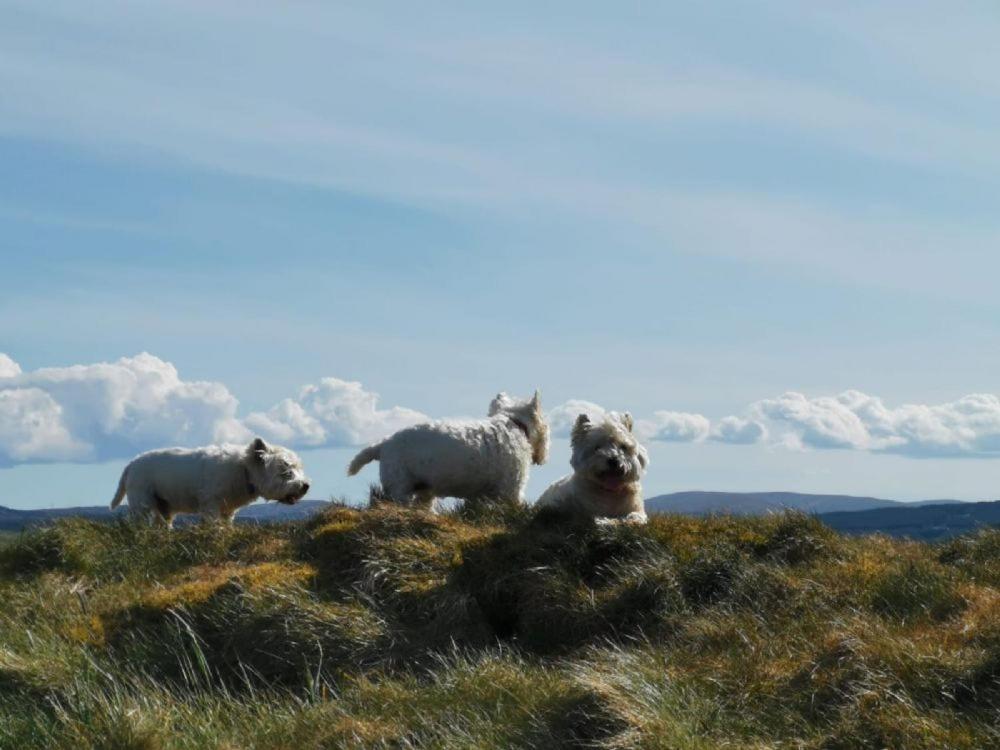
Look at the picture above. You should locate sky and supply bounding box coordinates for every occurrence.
[3,1,1000,508]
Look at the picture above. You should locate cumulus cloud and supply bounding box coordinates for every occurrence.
[0,354,20,378]
[4,351,1000,466]
[244,378,427,448]
[752,391,875,450]
[711,416,768,445]
[547,399,608,438]
[0,352,248,466]
[752,390,1000,458]
[0,387,87,463]
[552,401,763,446]
[640,411,712,443]
[0,353,432,465]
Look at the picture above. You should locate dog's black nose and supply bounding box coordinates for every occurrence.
[301,482,310,495]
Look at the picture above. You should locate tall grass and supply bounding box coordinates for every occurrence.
[1,506,998,748]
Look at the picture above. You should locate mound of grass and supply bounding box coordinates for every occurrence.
[1,505,999,748]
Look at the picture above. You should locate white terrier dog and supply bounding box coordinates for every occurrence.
[347,391,549,509]
[537,412,649,523]
[110,438,310,526]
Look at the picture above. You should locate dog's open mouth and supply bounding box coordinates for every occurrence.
[279,490,306,505]
[596,470,629,492]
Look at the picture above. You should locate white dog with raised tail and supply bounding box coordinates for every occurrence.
[110,438,310,526]
[347,390,549,509]
[537,411,649,523]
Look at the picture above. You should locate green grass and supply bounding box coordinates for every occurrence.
[1,504,999,749]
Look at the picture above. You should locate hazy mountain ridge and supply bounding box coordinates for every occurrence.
[819,500,1000,542]
[2,492,996,541]
[0,499,331,531]
[645,490,964,515]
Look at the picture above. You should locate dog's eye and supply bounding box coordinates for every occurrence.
[281,469,294,479]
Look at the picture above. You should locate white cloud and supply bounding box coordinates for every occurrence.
[4,351,1000,466]
[244,377,427,448]
[640,411,712,443]
[242,398,326,447]
[752,390,1000,458]
[711,416,768,445]
[547,399,608,438]
[0,387,87,463]
[2,2,999,304]
[0,354,21,378]
[0,355,431,466]
[0,352,248,465]
[752,391,875,451]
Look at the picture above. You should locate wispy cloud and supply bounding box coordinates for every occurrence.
[3,1,1000,303]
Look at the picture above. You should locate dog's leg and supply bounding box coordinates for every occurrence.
[412,486,436,513]
[138,506,170,528]
[498,474,527,506]
[152,491,176,529]
[381,470,420,507]
[126,489,167,527]
[198,500,228,526]
[129,506,160,526]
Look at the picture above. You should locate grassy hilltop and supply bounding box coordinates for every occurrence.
[1,505,1000,749]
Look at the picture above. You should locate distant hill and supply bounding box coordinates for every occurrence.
[645,490,963,516]
[0,499,331,532]
[644,491,1000,541]
[0,504,115,531]
[819,501,1000,542]
[3,493,996,541]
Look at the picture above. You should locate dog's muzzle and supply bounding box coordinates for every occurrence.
[596,461,630,491]
[280,483,310,505]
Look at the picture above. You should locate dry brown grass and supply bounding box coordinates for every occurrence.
[1,505,999,748]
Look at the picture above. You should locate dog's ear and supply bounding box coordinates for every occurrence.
[489,392,511,416]
[530,389,542,412]
[248,437,268,464]
[571,413,592,446]
[621,412,635,432]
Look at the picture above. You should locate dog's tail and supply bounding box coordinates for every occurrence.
[347,443,382,476]
[110,465,129,509]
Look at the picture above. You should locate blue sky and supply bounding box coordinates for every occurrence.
[3,1,1000,508]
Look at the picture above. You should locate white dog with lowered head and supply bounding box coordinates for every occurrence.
[347,391,549,509]
[110,438,311,526]
[537,411,649,523]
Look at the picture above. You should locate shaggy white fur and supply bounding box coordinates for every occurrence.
[110,438,310,526]
[347,391,549,509]
[537,411,649,523]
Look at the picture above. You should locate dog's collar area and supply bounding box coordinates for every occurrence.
[243,467,257,497]
[507,416,531,440]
